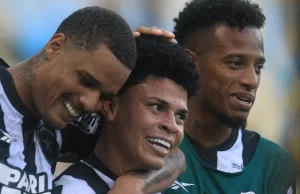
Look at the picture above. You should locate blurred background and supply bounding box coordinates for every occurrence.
[0,0,299,190]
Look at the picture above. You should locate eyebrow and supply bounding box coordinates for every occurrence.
[223,54,266,64]
[149,97,188,114]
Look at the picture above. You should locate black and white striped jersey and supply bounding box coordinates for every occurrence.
[187,128,260,173]
[53,153,115,194]
[0,58,106,194]
[0,66,62,194]
[53,153,162,194]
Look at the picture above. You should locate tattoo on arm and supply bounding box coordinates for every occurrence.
[130,149,186,194]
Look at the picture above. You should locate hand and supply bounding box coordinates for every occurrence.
[109,149,185,194]
[108,174,145,194]
[133,26,177,43]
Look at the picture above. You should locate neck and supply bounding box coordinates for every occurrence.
[94,125,134,177]
[185,97,232,148]
[8,56,41,119]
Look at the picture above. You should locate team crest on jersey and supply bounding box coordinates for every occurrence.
[35,120,58,165]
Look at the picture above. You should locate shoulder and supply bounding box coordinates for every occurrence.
[244,128,294,162]
[53,174,96,194]
[260,136,295,164]
[258,137,297,194]
[254,133,297,183]
[53,162,111,194]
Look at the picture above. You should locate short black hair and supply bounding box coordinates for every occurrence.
[119,35,199,98]
[174,0,266,46]
[55,6,136,69]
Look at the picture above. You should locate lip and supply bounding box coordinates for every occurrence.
[229,92,255,111]
[232,92,255,103]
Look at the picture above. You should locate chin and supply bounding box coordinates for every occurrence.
[55,121,68,130]
[218,112,248,129]
[228,116,247,129]
[43,115,67,130]
[142,157,165,170]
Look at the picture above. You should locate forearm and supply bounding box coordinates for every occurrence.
[110,149,186,194]
[142,148,186,193]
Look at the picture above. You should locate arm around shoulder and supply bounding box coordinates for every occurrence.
[108,148,186,194]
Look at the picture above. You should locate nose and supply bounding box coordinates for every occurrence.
[160,113,179,134]
[239,65,260,91]
[79,90,103,113]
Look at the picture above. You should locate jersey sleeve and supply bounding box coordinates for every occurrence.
[266,141,297,194]
[53,162,111,194]
[53,175,96,194]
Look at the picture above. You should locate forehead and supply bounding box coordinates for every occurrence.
[203,25,264,57]
[126,76,188,108]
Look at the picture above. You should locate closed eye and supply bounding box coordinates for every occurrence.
[78,71,100,89]
[80,76,97,88]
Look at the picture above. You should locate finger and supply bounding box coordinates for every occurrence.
[132,31,140,37]
[152,26,175,39]
[161,30,175,39]
[170,39,178,44]
[134,26,162,36]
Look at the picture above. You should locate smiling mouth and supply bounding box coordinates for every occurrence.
[236,96,253,106]
[146,137,171,153]
[63,100,80,117]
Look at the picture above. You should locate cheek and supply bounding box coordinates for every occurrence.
[130,111,158,137]
[175,127,184,146]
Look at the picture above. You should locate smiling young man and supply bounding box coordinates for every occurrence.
[162,0,297,194]
[52,34,199,194]
[0,6,138,194]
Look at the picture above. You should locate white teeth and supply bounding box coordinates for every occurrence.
[146,138,171,149]
[63,101,80,117]
[237,97,251,104]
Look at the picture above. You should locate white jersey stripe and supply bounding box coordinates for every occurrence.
[217,129,244,173]
[0,82,26,170]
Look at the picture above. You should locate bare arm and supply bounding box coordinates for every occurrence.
[108,149,186,194]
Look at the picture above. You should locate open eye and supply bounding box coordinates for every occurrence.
[151,104,163,112]
[254,64,264,73]
[228,60,243,68]
[176,114,186,121]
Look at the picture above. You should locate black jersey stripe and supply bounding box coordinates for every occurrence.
[241,129,260,167]
[22,116,38,174]
[0,103,10,162]
[54,162,111,194]
[188,129,260,171]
